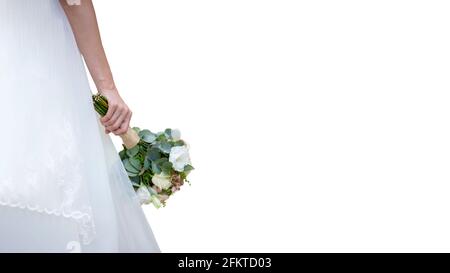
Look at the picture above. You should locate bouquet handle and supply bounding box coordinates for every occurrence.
[119,127,140,149]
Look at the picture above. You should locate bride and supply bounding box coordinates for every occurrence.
[0,0,160,252]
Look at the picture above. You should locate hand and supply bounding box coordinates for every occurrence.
[99,88,132,135]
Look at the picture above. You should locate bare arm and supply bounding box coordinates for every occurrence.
[60,0,132,136]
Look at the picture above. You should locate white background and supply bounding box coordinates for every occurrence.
[89,0,450,252]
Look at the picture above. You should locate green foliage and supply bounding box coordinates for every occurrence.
[126,145,140,157]
[147,147,161,161]
[92,93,193,208]
[184,164,194,173]
[119,127,194,207]
[139,129,157,143]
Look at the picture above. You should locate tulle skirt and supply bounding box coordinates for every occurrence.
[0,0,160,252]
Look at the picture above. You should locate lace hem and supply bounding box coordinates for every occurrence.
[0,115,97,245]
[0,200,95,245]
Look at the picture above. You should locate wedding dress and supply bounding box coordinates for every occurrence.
[0,0,160,252]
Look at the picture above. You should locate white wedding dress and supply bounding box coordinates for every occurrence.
[0,0,160,252]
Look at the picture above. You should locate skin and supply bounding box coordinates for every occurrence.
[60,0,131,135]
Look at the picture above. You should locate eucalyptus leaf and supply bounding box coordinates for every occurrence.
[138,129,152,137]
[118,149,127,160]
[139,129,157,143]
[129,157,142,171]
[126,145,140,157]
[143,158,151,170]
[130,175,140,184]
[158,142,172,154]
[151,161,161,174]
[124,158,139,173]
[164,128,172,138]
[147,147,161,161]
[161,161,173,174]
[127,170,139,177]
[142,134,157,143]
[155,157,168,165]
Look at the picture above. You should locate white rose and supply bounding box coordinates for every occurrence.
[152,173,172,190]
[169,145,191,172]
[136,185,151,205]
[171,129,181,141]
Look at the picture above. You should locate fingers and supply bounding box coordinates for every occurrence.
[113,110,132,135]
[103,107,120,134]
[108,110,126,133]
[104,107,123,128]
[101,102,117,124]
[98,91,133,136]
[104,107,132,135]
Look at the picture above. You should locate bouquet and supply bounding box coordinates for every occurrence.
[92,93,194,208]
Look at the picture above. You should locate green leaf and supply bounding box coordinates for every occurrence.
[126,145,140,157]
[143,158,151,170]
[129,157,142,171]
[138,129,151,137]
[124,158,140,173]
[154,157,168,165]
[151,161,161,174]
[156,133,167,142]
[161,161,173,174]
[164,128,172,138]
[147,147,161,161]
[173,140,185,147]
[118,149,127,160]
[184,164,194,172]
[127,170,139,177]
[142,171,152,184]
[130,175,140,185]
[139,129,157,143]
[143,134,157,143]
[123,159,137,173]
[158,142,172,154]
